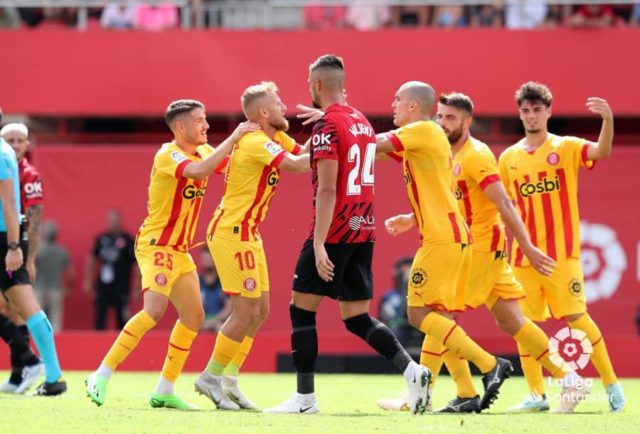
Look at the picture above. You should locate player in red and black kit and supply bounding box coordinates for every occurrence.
[266,55,431,415]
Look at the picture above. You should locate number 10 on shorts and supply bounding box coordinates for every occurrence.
[234,251,256,271]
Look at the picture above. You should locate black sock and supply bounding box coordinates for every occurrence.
[290,304,317,394]
[18,325,30,344]
[344,313,413,373]
[0,314,39,384]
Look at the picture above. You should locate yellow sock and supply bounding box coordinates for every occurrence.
[206,332,242,376]
[514,319,564,379]
[517,342,545,397]
[419,335,444,387]
[443,351,477,398]
[224,336,254,377]
[569,313,618,387]
[104,310,156,370]
[419,312,496,373]
[161,321,198,382]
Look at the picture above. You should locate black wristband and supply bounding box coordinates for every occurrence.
[8,242,19,251]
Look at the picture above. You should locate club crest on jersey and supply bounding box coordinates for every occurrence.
[155,273,167,286]
[264,141,282,156]
[243,278,257,292]
[171,151,187,164]
[547,152,560,166]
[569,279,583,297]
[410,268,427,288]
[454,163,462,177]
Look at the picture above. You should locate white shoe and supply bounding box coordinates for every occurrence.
[553,381,592,413]
[377,396,409,412]
[194,372,240,410]
[0,380,18,393]
[264,394,319,414]
[509,394,550,412]
[405,363,432,415]
[15,363,45,394]
[222,376,259,410]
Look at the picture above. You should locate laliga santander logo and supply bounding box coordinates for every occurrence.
[580,220,627,303]
[549,327,593,373]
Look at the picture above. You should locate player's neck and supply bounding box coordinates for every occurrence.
[451,132,470,155]
[261,123,278,140]
[174,139,198,155]
[321,92,346,111]
[523,130,549,150]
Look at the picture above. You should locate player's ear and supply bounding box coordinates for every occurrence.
[464,116,472,129]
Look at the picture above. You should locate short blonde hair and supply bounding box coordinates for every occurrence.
[241,81,278,119]
[0,122,29,138]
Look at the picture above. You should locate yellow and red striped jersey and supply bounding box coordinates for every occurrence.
[498,134,595,266]
[453,137,505,253]
[386,120,471,246]
[137,141,213,252]
[208,130,299,242]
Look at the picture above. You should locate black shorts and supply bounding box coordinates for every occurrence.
[0,232,31,293]
[292,239,373,301]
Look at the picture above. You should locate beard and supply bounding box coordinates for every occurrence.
[525,128,541,134]
[445,125,464,144]
[312,99,321,109]
[270,116,289,132]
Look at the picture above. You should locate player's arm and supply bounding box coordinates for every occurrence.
[585,97,613,161]
[483,182,555,276]
[0,178,23,272]
[313,159,338,282]
[279,153,311,174]
[24,203,42,281]
[182,121,259,180]
[384,213,416,236]
[375,133,397,154]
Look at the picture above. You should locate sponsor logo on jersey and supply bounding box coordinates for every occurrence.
[519,175,560,197]
[547,152,560,166]
[312,133,332,153]
[267,170,279,186]
[182,184,207,200]
[410,268,427,288]
[348,215,375,231]
[24,181,43,196]
[265,141,282,156]
[171,151,187,164]
[455,187,463,201]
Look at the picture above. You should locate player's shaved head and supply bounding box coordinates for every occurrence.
[241,81,279,121]
[165,99,205,129]
[399,81,435,114]
[309,54,345,91]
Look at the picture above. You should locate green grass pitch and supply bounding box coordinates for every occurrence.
[1,372,637,433]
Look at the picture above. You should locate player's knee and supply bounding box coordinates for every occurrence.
[257,302,270,325]
[144,303,167,323]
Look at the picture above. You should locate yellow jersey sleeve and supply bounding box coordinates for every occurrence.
[245,134,289,167]
[386,121,442,154]
[155,145,191,178]
[466,145,501,190]
[498,149,513,192]
[561,136,596,170]
[274,131,302,155]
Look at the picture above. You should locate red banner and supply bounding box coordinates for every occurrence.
[1,29,640,116]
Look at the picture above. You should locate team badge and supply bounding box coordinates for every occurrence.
[453,163,461,177]
[155,273,167,286]
[547,152,560,166]
[569,279,583,297]
[243,277,257,291]
[410,268,427,288]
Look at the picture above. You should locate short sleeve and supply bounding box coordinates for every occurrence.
[385,121,440,154]
[155,149,191,178]
[564,136,596,170]
[467,147,500,190]
[247,139,288,168]
[23,171,44,207]
[497,150,512,194]
[274,131,302,155]
[311,118,340,161]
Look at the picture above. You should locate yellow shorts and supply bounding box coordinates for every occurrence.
[465,250,526,310]
[407,243,470,312]
[208,235,269,299]
[136,245,196,297]
[514,258,587,322]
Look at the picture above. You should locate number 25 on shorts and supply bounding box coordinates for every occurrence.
[154,251,174,270]
[234,251,255,271]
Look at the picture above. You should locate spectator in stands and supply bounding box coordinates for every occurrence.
[505,0,547,29]
[101,3,137,29]
[303,2,345,30]
[378,256,421,348]
[544,4,571,28]
[345,0,391,30]
[630,3,640,26]
[390,5,430,27]
[470,4,504,27]
[40,7,78,28]
[0,7,22,28]
[134,3,179,31]
[568,4,615,28]
[199,247,230,332]
[83,209,137,330]
[34,221,74,332]
[432,5,468,28]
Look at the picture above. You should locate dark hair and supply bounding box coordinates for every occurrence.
[165,99,204,127]
[439,92,474,115]
[515,82,553,107]
[309,54,344,73]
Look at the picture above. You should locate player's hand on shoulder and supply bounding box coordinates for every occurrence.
[384,214,415,236]
[296,104,324,126]
[523,245,555,277]
[313,243,334,282]
[231,121,261,141]
[586,97,613,121]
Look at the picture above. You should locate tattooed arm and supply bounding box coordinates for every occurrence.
[25,203,43,282]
